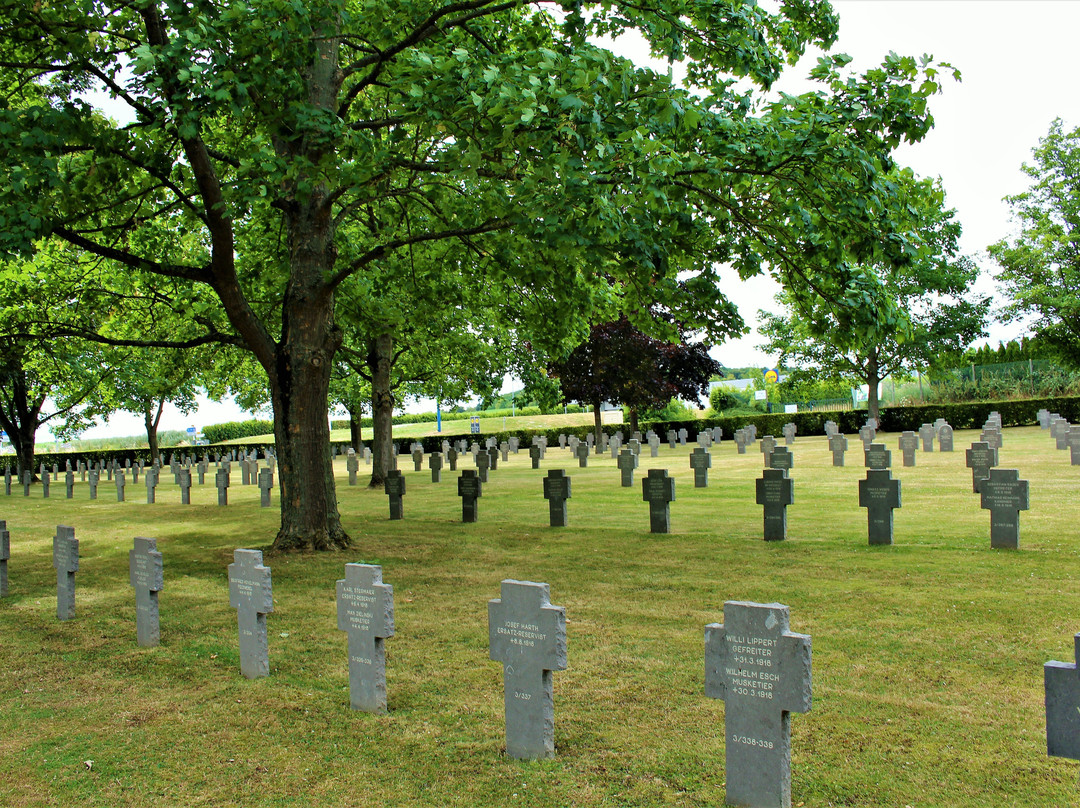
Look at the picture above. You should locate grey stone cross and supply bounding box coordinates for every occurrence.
[145,467,158,504]
[965,442,998,493]
[919,423,935,451]
[115,470,126,502]
[458,469,482,522]
[178,468,192,504]
[542,469,571,527]
[980,468,1029,549]
[828,434,847,467]
[53,525,78,620]
[385,470,405,520]
[760,435,777,466]
[228,549,273,679]
[768,446,793,477]
[617,449,638,487]
[756,469,793,541]
[642,469,675,533]
[864,443,891,470]
[0,520,9,597]
[898,431,918,467]
[488,580,567,760]
[705,601,812,808]
[215,467,229,505]
[859,469,901,546]
[258,468,273,507]
[336,563,394,713]
[690,447,711,487]
[575,442,589,468]
[1046,633,1080,760]
[129,537,164,647]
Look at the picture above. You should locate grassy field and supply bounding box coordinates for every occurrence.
[1,426,1078,806]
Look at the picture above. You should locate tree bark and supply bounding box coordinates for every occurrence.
[368,333,395,488]
[348,408,363,452]
[866,349,881,424]
[592,397,603,446]
[0,366,44,481]
[144,398,165,466]
[629,407,639,435]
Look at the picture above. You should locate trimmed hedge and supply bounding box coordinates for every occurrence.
[201,419,275,443]
[328,404,587,431]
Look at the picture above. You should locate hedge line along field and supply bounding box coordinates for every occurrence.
[0,426,1077,806]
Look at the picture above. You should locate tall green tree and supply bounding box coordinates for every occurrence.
[990,119,1080,364]
[759,170,987,420]
[0,0,952,551]
[104,346,213,465]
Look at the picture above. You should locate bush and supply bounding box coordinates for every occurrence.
[201,419,275,443]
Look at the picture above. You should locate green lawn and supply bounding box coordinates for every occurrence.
[1,426,1078,806]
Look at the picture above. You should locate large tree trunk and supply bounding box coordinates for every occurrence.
[8,419,38,481]
[866,350,881,424]
[144,398,165,466]
[593,397,603,446]
[0,370,44,481]
[368,333,394,488]
[628,407,639,435]
[348,407,363,452]
[264,16,349,553]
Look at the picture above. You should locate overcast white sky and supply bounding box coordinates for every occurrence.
[70,0,1080,440]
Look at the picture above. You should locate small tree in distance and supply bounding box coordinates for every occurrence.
[550,317,722,439]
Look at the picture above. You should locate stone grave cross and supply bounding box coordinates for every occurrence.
[858,469,902,546]
[347,451,359,485]
[768,446,794,477]
[488,580,567,760]
[575,442,589,468]
[1045,633,1080,760]
[458,469,481,522]
[53,525,78,620]
[0,520,8,597]
[129,537,164,647]
[898,431,918,467]
[215,467,230,505]
[705,601,812,808]
[429,452,443,483]
[641,469,675,533]
[258,468,274,507]
[617,449,637,487]
[828,434,848,467]
[864,443,891,470]
[178,468,192,505]
[919,423,935,452]
[782,423,796,445]
[980,468,1030,549]
[336,563,395,714]
[384,470,406,520]
[760,435,777,466]
[965,442,998,493]
[689,447,711,487]
[228,549,274,679]
[756,468,793,541]
[542,469,571,527]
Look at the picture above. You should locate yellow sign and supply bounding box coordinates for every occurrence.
[764,368,779,383]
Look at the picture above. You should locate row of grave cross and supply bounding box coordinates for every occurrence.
[21,534,822,808]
